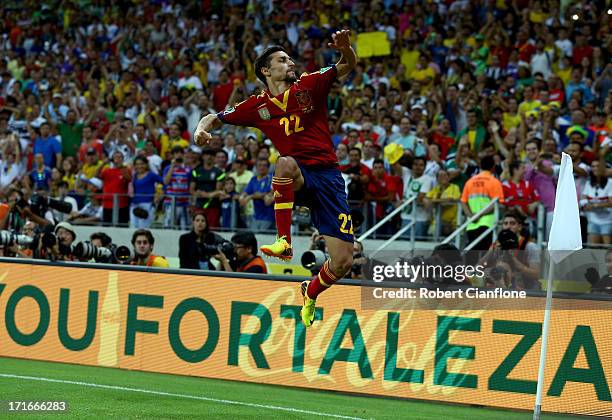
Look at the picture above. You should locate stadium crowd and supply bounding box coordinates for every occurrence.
[0,0,610,279]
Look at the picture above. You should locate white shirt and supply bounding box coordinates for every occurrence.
[178,75,203,91]
[401,173,434,222]
[0,161,23,189]
[52,195,78,222]
[554,39,573,58]
[580,180,612,226]
[530,50,552,79]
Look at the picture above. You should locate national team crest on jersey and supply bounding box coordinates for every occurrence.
[295,90,314,113]
[258,107,271,120]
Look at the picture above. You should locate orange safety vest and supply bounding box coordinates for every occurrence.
[237,256,267,273]
[132,255,163,267]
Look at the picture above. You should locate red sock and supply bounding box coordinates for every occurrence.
[272,176,294,243]
[307,260,341,300]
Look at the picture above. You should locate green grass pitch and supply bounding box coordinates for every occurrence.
[0,357,580,419]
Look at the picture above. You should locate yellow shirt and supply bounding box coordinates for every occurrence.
[400,49,420,78]
[426,183,461,226]
[502,112,521,130]
[82,161,103,179]
[468,130,477,151]
[160,135,189,159]
[518,100,541,116]
[410,66,435,91]
[555,68,571,85]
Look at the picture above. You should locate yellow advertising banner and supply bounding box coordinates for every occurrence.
[0,262,610,417]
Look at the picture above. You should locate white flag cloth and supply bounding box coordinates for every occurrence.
[547,152,583,263]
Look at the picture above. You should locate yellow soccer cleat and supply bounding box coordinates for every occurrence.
[300,280,317,327]
[260,235,293,261]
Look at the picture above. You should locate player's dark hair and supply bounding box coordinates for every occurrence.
[373,158,385,167]
[232,231,257,255]
[255,46,287,86]
[413,156,426,165]
[480,155,495,171]
[349,147,362,157]
[504,208,525,225]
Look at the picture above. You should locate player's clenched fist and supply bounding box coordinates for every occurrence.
[193,114,219,146]
[194,127,212,146]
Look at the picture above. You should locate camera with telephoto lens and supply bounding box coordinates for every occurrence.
[198,240,235,259]
[29,193,73,218]
[73,241,135,264]
[0,230,34,248]
[73,241,113,261]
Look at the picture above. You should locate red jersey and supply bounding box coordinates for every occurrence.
[100,166,131,209]
[502,179,539,215]
[217,65,338,167]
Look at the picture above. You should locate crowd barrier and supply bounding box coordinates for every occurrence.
[0,259,609,417]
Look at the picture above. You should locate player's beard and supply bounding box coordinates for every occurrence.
[284,70,297,83]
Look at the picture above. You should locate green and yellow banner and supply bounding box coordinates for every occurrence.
[0,262,609,416]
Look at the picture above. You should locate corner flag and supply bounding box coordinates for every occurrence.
[547,152,583,263]
[534,152,583,420]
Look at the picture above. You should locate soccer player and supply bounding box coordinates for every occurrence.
[194,30,357,327]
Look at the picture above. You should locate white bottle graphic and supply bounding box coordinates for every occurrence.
[97,272,120,367]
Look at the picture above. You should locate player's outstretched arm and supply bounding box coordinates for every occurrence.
[329,29,357,79]
[194,113,222,146]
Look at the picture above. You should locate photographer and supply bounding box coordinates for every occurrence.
[0,188,52,232]
[130,229,169,268]
[179,211,225,270]
[32,222,77,261]
[587,249,612,294]
[480,211,540,289]
[348,240,367,279]
[215,231,267,274]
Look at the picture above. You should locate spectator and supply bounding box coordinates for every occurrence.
[502,161,540,221]
[99,151,132,225]
[0,134,23,192]
[401,156,434,239]
[425,169,461,236]
[365,159,401,234]
[580,160,611,245]
[52,181,78,223]
[191,148,224,228]
[220,177,240,229]
[67,193,103,225]
[461,156,505,251]
[31,122,62,169]
[340,147,371,211]
[131,156,164,228]
[26,153,52,192]
[162,146,191,229]
[57,109,85,159]
[179,211,225,270]
[240,158,274,232]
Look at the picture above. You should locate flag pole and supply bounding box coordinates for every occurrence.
[533,255,555,420]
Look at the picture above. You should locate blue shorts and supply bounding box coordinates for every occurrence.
[295,165,354,243]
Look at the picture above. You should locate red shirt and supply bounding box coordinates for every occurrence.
[572,46,593,66]
[100,166,131,209]
[218,65,338,167]
[366,173,398,219]
[516,42,536,63]
[432,132,455,160]
[78,140,104,163]
[213,81,234,112]
[502,179,539,215]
